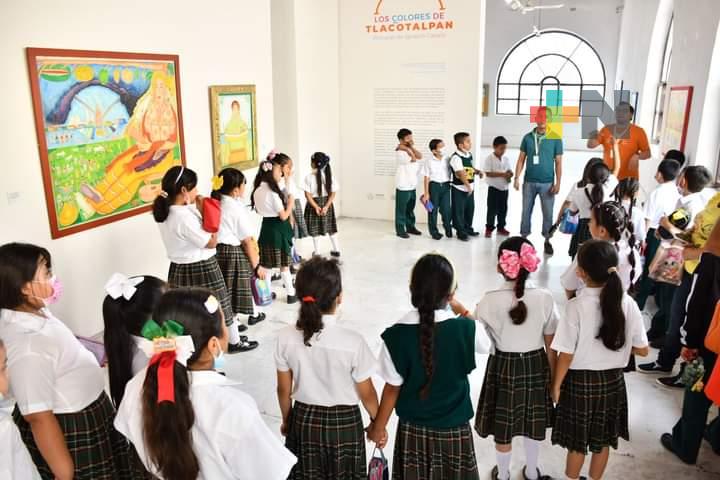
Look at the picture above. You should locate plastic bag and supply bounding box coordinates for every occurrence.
[559,209,579,235]
[648,241,685,285]
[368,448,389,480]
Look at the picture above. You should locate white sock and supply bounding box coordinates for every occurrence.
[523,438,540,479]
[495,450,511,480]
[329,234,340,252]
[228,318,240,344]
[281,270,295,296]
[312,236,320,254]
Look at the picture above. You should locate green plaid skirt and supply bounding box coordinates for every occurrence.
[552,368,629,454]
[168,256,233,325]
[259,244,293,269]
[293,198,310,239]
[216,243,254,315]
[475,348,554,443]
[304,196,338,237]
[393,421,479,480]
[13,393,134,479]
[285,401,366,479]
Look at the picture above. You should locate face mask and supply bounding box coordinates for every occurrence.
[213,348,226,371]
[32,275,62,307]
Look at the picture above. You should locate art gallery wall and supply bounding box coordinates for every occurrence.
[0,0,276,335]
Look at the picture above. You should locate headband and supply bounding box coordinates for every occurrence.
[104,273,145,300]
[499,243,540,280]
[174,166,185,184]
[140,319,196,404]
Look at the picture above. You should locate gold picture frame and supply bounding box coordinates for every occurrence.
[209,84,258,173]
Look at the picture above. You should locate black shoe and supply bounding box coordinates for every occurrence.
[407,227,422,236]
[290,264,298,275]
[661,433,695,464]
[330,251,341,258]
[271,292,277,300]
[271,273,281,282]
[457,234,469,242]
[523,466,551,480]
[490,466,499,480]
[544,240,554,256]
[467,230,480,237]
[287,294,298,304]
[431,233,443,240]
[704,426,720,455]
[638,361,672,374]
[228,339,259,353]
[657,373,684,389]
[650,337,666,349]
[248,312,266,326]
[237,323,248,333]
[397,232,410,239]
[445,230,453,238]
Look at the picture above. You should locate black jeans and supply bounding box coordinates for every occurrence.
[657,271,693,369]
[486,186,508,230]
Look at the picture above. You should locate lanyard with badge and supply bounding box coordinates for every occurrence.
[533,131,544,165]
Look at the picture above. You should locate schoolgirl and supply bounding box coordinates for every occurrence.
[567,161,617,258]
[561,201,640,298]
[103,273,167,407]
[280,151,308,267]
[153,165,256,352]
[0,242,132,479]
[115,288,297,479]
[613,177,646,244]
[303,152,341,257]
[275,257,378,478]
[553,157,604,247]
[252,153,298,304]
[551,240,649,480]
[212,168,268,329]
[367,253,491,479]
[470,237,557,480]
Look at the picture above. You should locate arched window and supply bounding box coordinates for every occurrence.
[651,16,673,143]
[495,29,606,116]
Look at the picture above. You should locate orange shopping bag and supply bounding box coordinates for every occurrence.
[706,361,720,405]
[706,301,720,355]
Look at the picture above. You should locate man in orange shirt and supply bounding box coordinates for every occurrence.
[587,101,651,180]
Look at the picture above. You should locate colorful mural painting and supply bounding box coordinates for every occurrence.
[26,48,185,238]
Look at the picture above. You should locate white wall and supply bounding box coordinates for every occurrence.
[0,0,276,335]
[481,0,622,150]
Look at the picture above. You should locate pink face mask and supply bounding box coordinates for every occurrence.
[32,275,63,307]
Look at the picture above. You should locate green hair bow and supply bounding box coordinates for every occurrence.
[141,319,184,341]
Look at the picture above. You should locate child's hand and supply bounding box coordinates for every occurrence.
[513,179,520,191]
[321,206,329,216]
[504,170,513,180]
[280,423,289,436]
[315,206,323,216]
[256,266,268,280]
[366,423,388,447]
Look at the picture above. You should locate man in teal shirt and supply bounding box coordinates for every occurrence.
[513,106,563,255]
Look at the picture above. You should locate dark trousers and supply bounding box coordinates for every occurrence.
[657,271,693,369]
[428,181,452,236]
[451,187,475,235]
[635,229,660,310]
[395,189,416,235]
[486,186,509,230]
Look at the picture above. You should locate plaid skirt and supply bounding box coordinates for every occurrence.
[216,243,254,315]
[293,198,310,239]
[285,401,366,479]
[304,196,338,237]
[259,244,292,269]
[475,348,554,443]
[168,256,233,325]
[393,421,479,480]
[552,368,629,454]
[13,393,133,479]
[568,218,591,258]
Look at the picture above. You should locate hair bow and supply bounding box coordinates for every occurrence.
[261,161,273,172]
[204,295,220,314]
[104,273,144,300]
[267,149,278,161]
[140,319,195,404]
[211,175,224,191]
[499,243,540,280]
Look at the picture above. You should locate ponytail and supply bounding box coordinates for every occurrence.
[509,269,529,325]
[152,165,198,223]
[417,306,435,399]
[587,162,610,208]
[311,152,332,198]
[252,152,291,210]
[211,168,246,201]
[497,236,539,326]
[294,256,342,346]
[592,201,636,292]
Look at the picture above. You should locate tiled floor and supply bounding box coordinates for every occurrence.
[223,150,720,479]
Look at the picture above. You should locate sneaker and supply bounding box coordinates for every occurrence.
[248,312,266,326]
[704,426,720,455]
[432,233,443,240]
[467,230,480,237]
[657,373,684,389]
[271,273,281,282]
[228,339,259,353]
[271,292,277,300]
[397,232,410,239]
[457,234,469,242]
[638,361,672,374]
[544,240,554,256]
[290,264,298,275]
[237,323,248,333]
[330,251,341,258]
[445,230,453,238]
[484,228,493,238]
[407,227,422,236]
[661,433,695,464]
[497,228,511,236]
[287,294,299,304]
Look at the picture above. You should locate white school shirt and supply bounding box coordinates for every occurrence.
[157,205,215,264]
[551,288,648,370]
[567,175,619,219]
[475,282,559,353]
[449,151,476,192]
[303,170,340,198]
[115,369,297,480]
[0,412,41,479]
[378,309,492,386]
[395,150,420,191]
[483,153,512,191]
[131,335,151,375]
[678,188,716,227]
[0,309,105,415]
[560,240,642,294]
[253,181,286,217]
[217,195,254,246]
[423,155,452,184]
[622,199,646,244]
[274,315,376,406]
[644,181,681,229]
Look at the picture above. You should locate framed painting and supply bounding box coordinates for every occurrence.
[209,85,259,173]
[660,86,693,154]
[26,48,186,239]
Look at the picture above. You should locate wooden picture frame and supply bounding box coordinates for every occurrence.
[660,86,693,154]
[209,85,259,173]
[26,47,186,239]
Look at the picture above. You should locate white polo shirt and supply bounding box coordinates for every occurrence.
[157,205,215,264]
[423,156,451,184]
[483,153,512,191]
[475,282,558,353]
[567,175,618,219]
[0,309,105,415]
[115,369,297,480]
[217,195,254,247]
[0,412,41,479]
[679,188,716,227]
[395,150,420,191]
[253,182,286,218]
[644,181,681,229]
[551,288,648,370]
[274,315,376,406]
[303,171,340,198]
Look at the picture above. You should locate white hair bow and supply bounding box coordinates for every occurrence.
[105,273,145,300]
[136,335,196,367]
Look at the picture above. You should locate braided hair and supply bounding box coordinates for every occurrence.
[591,201,637,292]
[311,152,332,198]
[586,162,611,208]
[251,152,291,210]
[410,253,455,399]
